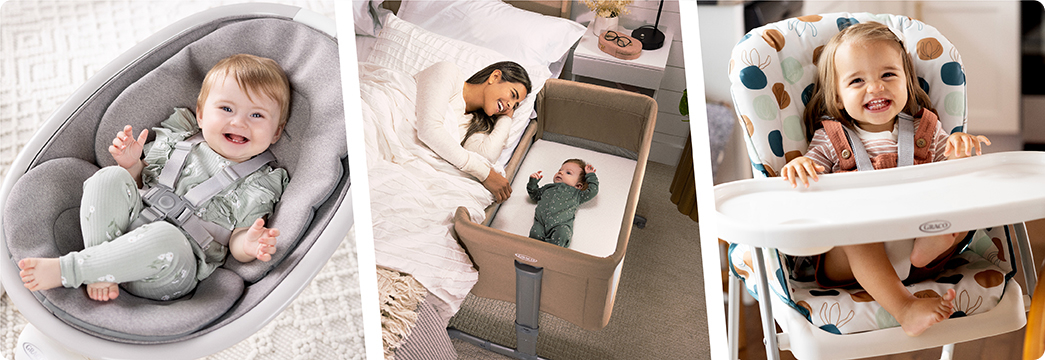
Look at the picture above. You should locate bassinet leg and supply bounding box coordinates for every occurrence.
[515,261,543,359]
[447,261,549,360]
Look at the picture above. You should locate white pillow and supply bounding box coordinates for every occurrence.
[367,13,552,169]
[396,0,585,79]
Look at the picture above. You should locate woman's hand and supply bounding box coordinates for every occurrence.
[944,132,991,160]
[484,169,512,203]
[781,156,824,188]
[109,125,148,170]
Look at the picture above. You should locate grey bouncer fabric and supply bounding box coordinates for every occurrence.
[2,13,346,343]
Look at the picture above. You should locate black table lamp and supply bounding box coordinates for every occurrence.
[631,0,665,50]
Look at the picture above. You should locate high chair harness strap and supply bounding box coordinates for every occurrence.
[821,111,936,172]
[136,134,276,248]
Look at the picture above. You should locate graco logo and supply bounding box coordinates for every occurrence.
[515,253,538,263]
[919,220,951,233]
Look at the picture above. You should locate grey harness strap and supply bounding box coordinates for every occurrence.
[136,134,275,248]
[838,113,916,171]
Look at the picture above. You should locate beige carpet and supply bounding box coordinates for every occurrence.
[1,1,367,359]
[448,161,711,360]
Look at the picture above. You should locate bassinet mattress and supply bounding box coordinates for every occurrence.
[490,139,636,258]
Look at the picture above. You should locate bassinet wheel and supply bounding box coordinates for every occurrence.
[633,215,647,229]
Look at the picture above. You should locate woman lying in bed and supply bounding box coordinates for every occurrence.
[415,61,531,202]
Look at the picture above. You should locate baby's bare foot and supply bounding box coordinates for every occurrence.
[898,288,955,336]
[87,282,119,301]
[911,233,961,268]
[18,258,63,292]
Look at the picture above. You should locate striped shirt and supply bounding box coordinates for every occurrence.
[805,114,950,174]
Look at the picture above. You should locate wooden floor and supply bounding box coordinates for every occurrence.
[731,219,1045,360]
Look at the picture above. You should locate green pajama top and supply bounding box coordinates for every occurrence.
[141,108,289,280]
[527,172,599,231]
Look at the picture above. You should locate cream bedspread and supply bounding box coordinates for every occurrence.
[358,62,492,316]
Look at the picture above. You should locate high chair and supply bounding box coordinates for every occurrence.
[718,13,1039,360]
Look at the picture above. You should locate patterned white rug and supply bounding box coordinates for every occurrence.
[0,1,366,359]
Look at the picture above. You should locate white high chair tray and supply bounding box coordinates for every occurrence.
[715,151,1045,252]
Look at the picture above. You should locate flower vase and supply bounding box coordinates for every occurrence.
[592,15,619,36]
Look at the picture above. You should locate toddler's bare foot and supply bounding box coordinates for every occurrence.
[87,282,119,301]
[911,233,961,268]
[18,258,63,292]
[897,288,955,336]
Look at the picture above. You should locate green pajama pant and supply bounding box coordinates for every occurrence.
[58,166,198,301]
[529,221,573,248]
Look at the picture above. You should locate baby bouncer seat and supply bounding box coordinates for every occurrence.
[0,4,351,359]
[719,12,1038,360]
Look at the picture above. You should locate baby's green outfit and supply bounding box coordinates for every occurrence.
[526,172,599,247]
[58,108,287,301]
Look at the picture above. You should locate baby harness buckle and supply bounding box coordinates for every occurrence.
[141,185,194,227]
[132,134,275,249]
[139,184,220,248]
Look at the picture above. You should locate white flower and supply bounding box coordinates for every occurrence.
[88,206,95,213]
[77,259,84,265]
[104,275,115,282]
[158,252,174,261]
[161,295,170,301]
[61,277,67,286]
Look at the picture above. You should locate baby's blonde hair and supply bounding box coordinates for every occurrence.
[803,21,935,140]
[197,54,291,127]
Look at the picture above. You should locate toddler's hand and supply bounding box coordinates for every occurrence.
[243,218,279,262]
[944,132,991,159]
[530,171,543,179]
[585,164,596,173]
[109,125,148,170]
[781,156,824,188]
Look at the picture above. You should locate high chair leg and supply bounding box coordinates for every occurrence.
[754,248,781,360]
[939,343,955,360]
[728,273,742,360]
[1014,223,1037,296]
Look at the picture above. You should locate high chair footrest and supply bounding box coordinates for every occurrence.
[773,279,1025,360]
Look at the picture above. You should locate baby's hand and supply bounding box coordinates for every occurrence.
[109,125,148,170]
[944,132,991,159]
[242,218,279,262]
[530,171,543,179]
[585,164,596,173]
[781,156,824,188]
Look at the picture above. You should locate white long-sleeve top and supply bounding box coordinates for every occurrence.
[414,61,512,181]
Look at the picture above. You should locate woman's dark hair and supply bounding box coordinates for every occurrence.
[462,61,532,144]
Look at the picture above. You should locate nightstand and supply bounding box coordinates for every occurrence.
[570,25,673,97]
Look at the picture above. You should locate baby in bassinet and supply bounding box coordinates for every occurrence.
[527,159,599,247]
[18,54,290,302]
